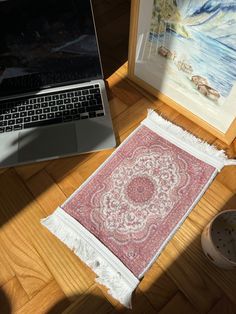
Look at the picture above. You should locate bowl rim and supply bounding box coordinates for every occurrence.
[208,209,236,265]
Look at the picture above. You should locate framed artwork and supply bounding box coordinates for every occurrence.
[128,0,236,144]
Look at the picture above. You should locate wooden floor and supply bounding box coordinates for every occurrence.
[1,1,236,313]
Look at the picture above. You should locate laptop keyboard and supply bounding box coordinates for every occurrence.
[0,84,105,133]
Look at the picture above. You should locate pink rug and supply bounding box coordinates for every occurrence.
[41,110,235,308]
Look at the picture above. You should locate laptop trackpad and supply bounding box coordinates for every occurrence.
[18,124,77,162]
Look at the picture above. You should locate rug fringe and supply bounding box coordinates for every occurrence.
[41,208,138,309]
[143,109,234,170]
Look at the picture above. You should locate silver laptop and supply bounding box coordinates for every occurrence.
[0,0,116,168]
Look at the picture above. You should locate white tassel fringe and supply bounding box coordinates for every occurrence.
[142,109,236,170]
[41,208,139,308]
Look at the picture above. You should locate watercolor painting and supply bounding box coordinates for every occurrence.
[141,0,236,107]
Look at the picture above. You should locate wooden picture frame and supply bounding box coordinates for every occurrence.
[128,0,236,144]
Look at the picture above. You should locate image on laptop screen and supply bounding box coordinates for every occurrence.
[0,0,102,96]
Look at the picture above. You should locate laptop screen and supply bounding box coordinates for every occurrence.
[0,0,102,96]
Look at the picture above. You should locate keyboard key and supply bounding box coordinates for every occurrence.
[63,110,70,116]
[59,105,65,111]
[56,100,63,105]
[81,115,89,119]
[60,94,67,99]
[55,112,63,117]
[89,112,96,118]
[28,110,35,116]
[90,88,100,94]
[87,105,103,112]
[74,103,81,108]
[26,105,33,110]
[30,98,37,104]
[41,103,48,108]
[20,112,27,117]
[63,116,73,122]
[67,92,74,97]
[51,106,58,112]
[45,96,51,101]
[16,118,23,124]
[6,126,13,132]
[79,96,86,101]
[86,95,94,100]
[89,100,97,106]
[36,109,42,114]
[97,112,104,117]
[8,119,15,125]
[14,125,23,131]
[82,90,89,95]
[72,97,79,102]
[78,108,85,114]
[82,101,89,107]
[47,113,54,119]
[0,127,5,133]
[71,109,78,115]
[19,106,26,112]
[52,95,59,100]
[38,97,45,103]
[49,101,55,106]
[34,104,40,109]
[39,114,46,120]
[24,117,63,129]
[43,108,50,113]
[0,121,7,126]
[5,114,11,120]
[24,117,31,123]
[32,116,39,121]
[73,114,80,120]
[94,94,102,103]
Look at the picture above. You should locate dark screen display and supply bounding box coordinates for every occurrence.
[0,0,102,96]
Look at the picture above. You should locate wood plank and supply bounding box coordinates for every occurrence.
[0,169,95,298]
[0,170,53,298]
[175,214,236,305]
[1,277,29,313]
[45,153,91,190]
[159,292,199,314]
[109,97,129,120]
[0,168,8,175]
[139,262,178,311]
[155,181,236,310]
[217,165,236,192]
[0,224,52,299]
[62,285,114,314]
[114,288,157,314]
[157,238,222,313]
[108,73,143,106]
[15,161,50,182]
[26,169,66,216]
[208,296,236,314]
[16,280,70,314]
[0,246,15,287]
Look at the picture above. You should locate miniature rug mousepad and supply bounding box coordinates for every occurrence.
[41,110,236,308]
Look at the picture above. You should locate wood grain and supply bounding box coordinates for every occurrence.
[1,277,29,313]
[158,292,199,314]
[15,280,70,314]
